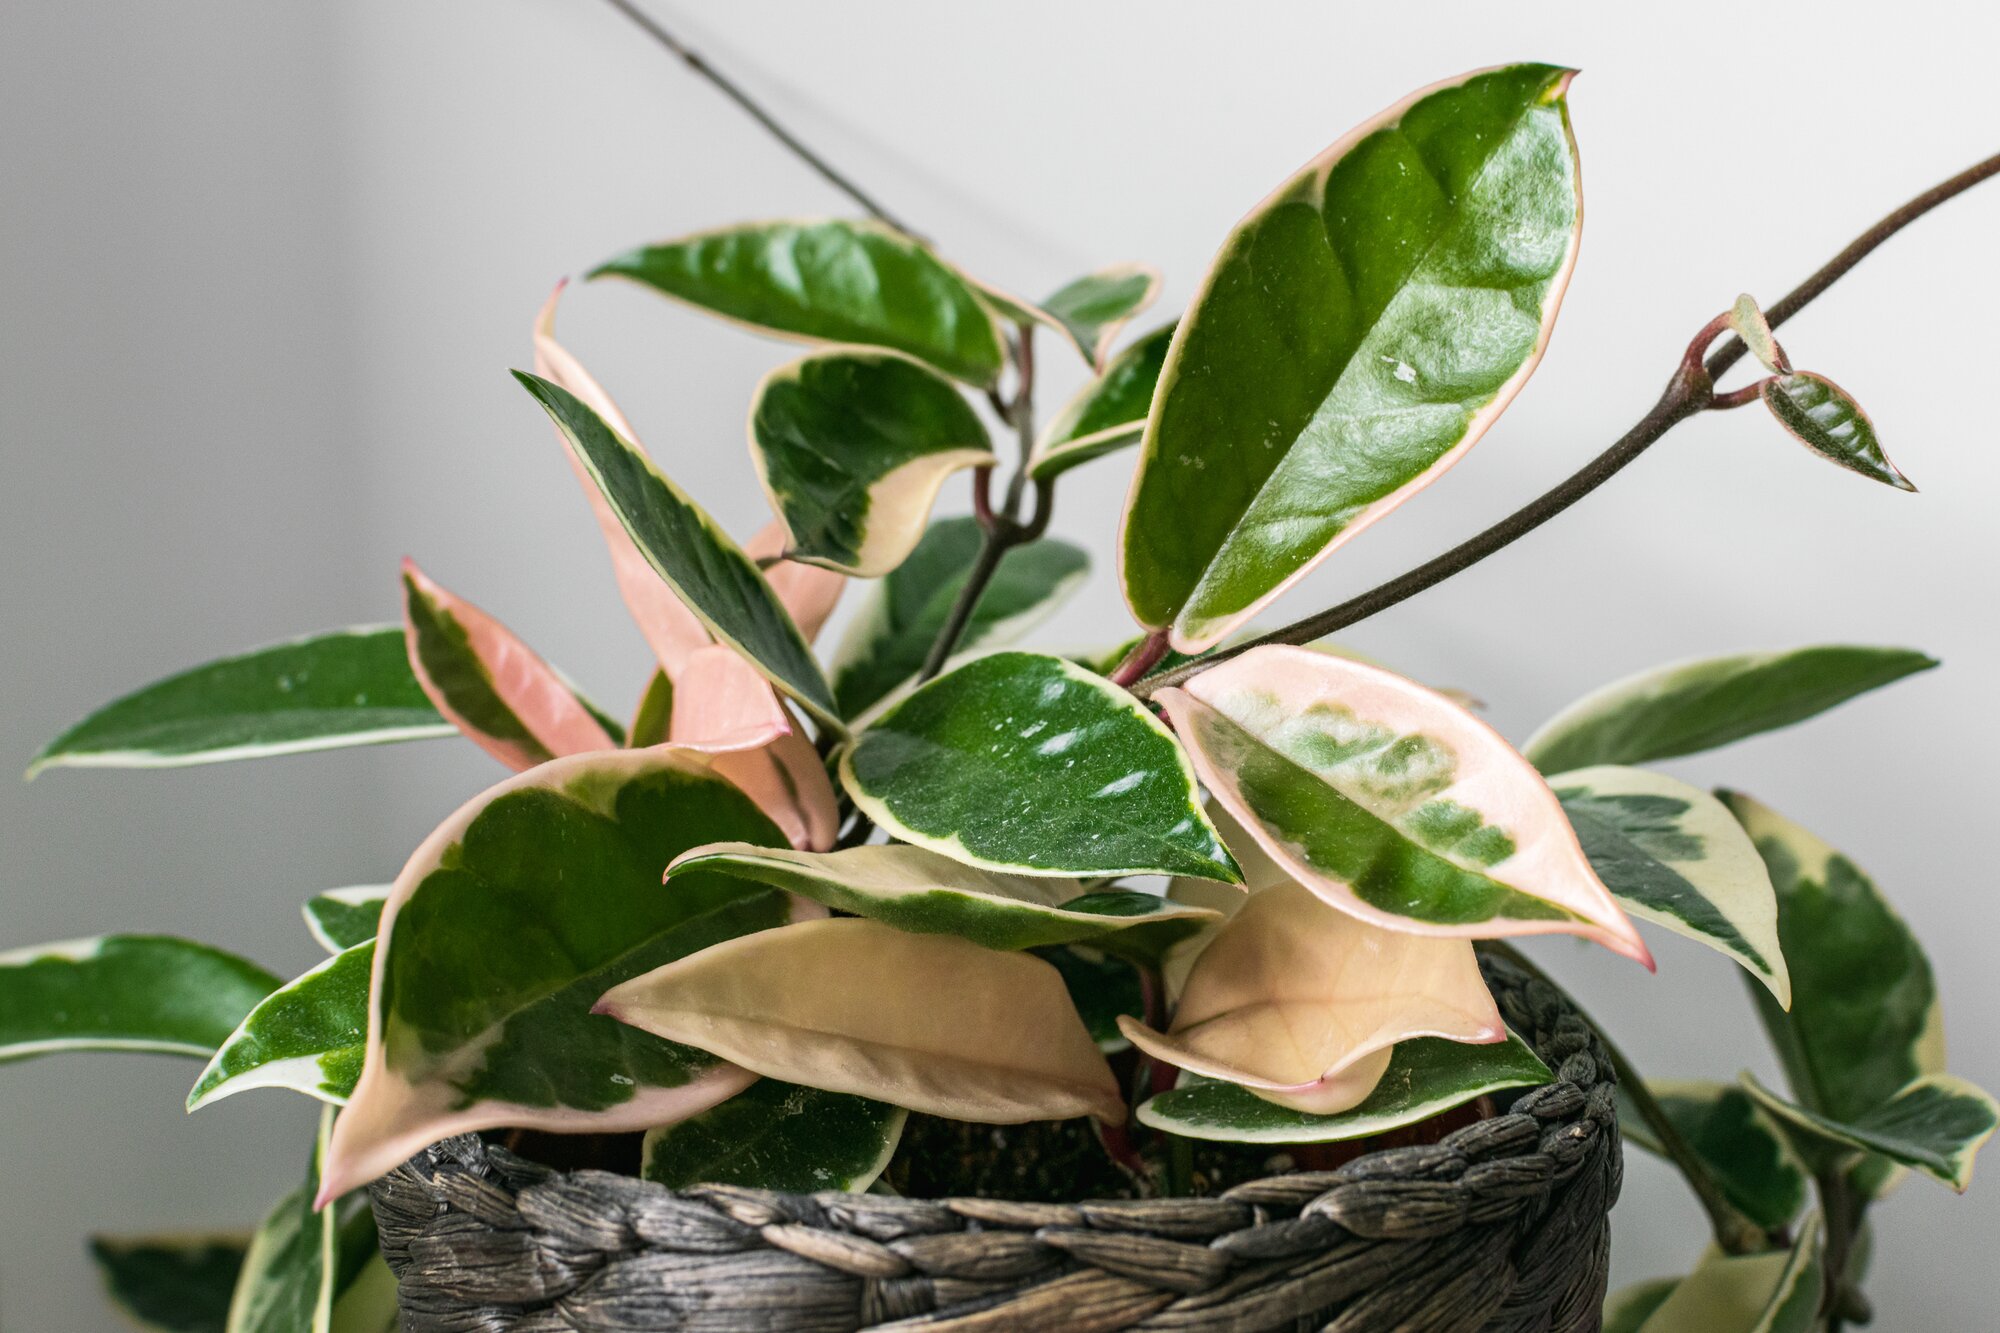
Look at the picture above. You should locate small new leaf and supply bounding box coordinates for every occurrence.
[1760,371,1915,492]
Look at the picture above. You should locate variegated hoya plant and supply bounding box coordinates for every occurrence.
[9,59,1997,1333]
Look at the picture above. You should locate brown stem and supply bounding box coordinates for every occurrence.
[1109,630,1172,689]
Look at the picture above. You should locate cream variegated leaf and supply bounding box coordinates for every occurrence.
[188,941,371,1110]
[1634,1216,1822,1333]
[303,887,388,954]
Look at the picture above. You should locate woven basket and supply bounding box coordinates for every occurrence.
[369,954,1620,1332]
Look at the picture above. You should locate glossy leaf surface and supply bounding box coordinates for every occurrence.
[1137,1032,1548,1143]
[1038,264,1162,368]
[1523,645,1936,774]
[1160,646,1647,958]
[0,936,277,1062]
[189,942,372,1110]
[1762,372,1914,491]
[598,916,1125,1125]
[91,1234,246,1333]
[669,842,1220,951]
[1634,1216,1822,1333]
[1029,322,1175,481]
[750,349,993,575]
[1742,1073,1997,1192]
[1121,64,1582,651]
[228,1111,344,1333]
[593,219,1006,386]
[829,518,1088,719]
[303,888,388,955]
[1551,765,1787,1004]
[322,748,811,1197]
[516,371,841,729]
[1043,946,1144,1052]
[29,628,450,776]
[1619,1080,1808,1230]
[841,651,1238,880]
[641,1079,906,1193]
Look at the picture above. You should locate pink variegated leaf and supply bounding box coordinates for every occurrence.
[666,645,836,851]
[744,521,843,646]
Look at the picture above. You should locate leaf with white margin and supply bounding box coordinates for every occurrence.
[1159,646,1649,960]
[1634,1215,1822,1333]
[830,517,1088,720]
[228,1109,377,1333]
[597,916,1126,1126]
[188,942,371,1110]
[1121,64,1583,653]
[641,1079,906,1193]
[991,264,1163,370]
[91,1233,246,1333]
[1119,881,1505,1114]
[750,349,993,576]
[1138,1031,1548,1143]
[318,747,821,1199]
[840,651,1239,882]
[1029,322,1175,482]
[1742,1072,1998,1193]
[401,560,617,771]
[28,627,452,777]
[669,842,1222,952]
[1551,766,1788,1005]
[1761,372,1916,492]
[303,887,388,954]
[593,219,1007,387]
[1523,645,1937,774]
[1618,1080,1808,1230]
[0,936,278,1062]
[516,371,842,731]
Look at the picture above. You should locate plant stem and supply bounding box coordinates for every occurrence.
[917,525,1011,681]
[1134,148,2000,697]
[1482,942,1770,1256]
[597,0,925,239]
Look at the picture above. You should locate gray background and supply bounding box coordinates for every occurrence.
[4,1,1995,1326]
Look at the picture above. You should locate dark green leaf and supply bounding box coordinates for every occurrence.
[0,935,278,1063]
[1029,321,1176,481]
[1618,1081,1808,1230]
[628,669,675,748]
[1762,372,1914,491]
[1037,264,1161,368]
[641,1079,905,1192]
[302,887,387,954]
[91,1234,246,1333]
[188,942,372,1110]
[1039,945,1144,1051]
[1743,1073,1998,1193]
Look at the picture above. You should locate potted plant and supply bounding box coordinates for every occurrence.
[6,38,1995,1333]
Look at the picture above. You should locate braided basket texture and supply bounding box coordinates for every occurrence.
[369,956,1621,1332]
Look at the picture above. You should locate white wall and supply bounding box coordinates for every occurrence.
[5,1,1996,1325]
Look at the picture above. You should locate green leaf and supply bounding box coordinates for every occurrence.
[28,627,452,777]
[515,371,842,731]
[302,887,387,954]
[188,941,372,1111]
[1742,1073,1998,1193]
[1723,791,1943,1196]
[1523,645,1937,773]
[1551,766,1787,1004]
[1029,321,1176,481]
[592,219,1006,386]
[0,936,278,1063]
[669,842,1221,951]
[1633,1215,1822,1333]
[750,349,994,576]
[839,651,1239,881]
[1037,264,1162,368]
[1135,1032,1549,1144]
[91,1234,247,1333]
[1158,646,1647,958]
[1040,945,1144,1052]
[1761,371,1915,492]
[629,668,675,748]
[1603,1279,1679,1333]
[1121,64,1582,652]
[320,747,811,1198]
[228,1110,344,1333]
[641,1079,906,1193]
[1618,1080,1808,1230]
[829,517,1088,720]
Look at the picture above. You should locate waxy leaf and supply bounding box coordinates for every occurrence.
[229,1110,353,1333]
[830,517,1088,719]
[641,1079,906,1193]
[629,669,675,748]
[188,942,371,1110]
[1634,1215,1822,1333]
[1119,881,1503,1113]
[1603,1280,1679,1333]
[840,651,1239,881]
[1160,646,1648,959]
[744,518,845,647]
[1034,264,1163,369]
[1552,766,1788,1004]
[1121,64,1583,652]
[321,747,816,1198]
[1523,645,1937,774]
[0,936,278,1062]
[29,627,450,777]
[1761,371,1915,491]
[1029,321,1176,481]
[516,371,842,730]
[594,219,1006,386]
[750,349,993,576]
[1619,1081,1809,1230]
[1043,946,1145,1052]
[1742,1073,1998,1193]
[303,887,388,954]
[669,842,1221,952]
[91,1234,246,1333]
[598,917,1125,1125]
[401,560,617,770]
[1138,1032,1548,1143]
